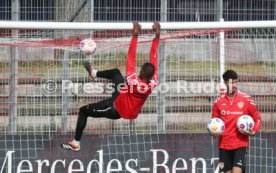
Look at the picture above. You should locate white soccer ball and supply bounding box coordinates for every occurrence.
[207,118,225,135]
[236,115,254,132]
[80,38,97,55]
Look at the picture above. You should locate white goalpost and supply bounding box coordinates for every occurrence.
[0,21,276,173]
[1,20,276,30]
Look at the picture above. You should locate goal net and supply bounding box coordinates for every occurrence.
[0,22,275,173]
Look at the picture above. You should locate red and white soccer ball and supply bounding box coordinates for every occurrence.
[236,115,255,133]
[207,118,225,135]
[80,38,97,55]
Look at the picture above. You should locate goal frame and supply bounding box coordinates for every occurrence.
[0,20,276,30]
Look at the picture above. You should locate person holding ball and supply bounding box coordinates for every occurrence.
[210,70,262,173]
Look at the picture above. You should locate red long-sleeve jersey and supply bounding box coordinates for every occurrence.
[114,37,159,119]
[212,90,262,150]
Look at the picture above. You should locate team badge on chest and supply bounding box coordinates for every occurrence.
[238,101,244,109]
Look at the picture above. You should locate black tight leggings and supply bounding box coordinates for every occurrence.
[75,69,124,141]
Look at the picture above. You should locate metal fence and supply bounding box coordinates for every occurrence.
[0,2,275,173]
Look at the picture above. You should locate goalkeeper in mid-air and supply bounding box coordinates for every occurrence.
[61,22,161,151]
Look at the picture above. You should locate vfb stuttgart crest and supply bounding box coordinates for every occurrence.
[238,102,244,109]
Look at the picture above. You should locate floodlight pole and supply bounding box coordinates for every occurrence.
[219,19,225,89]
[62,0,92,134]
[217,0,225,91]
[157,0,167,133]
[8,0,20,135]
[61,51,69,134]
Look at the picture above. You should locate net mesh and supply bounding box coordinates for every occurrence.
[0,28,275,172]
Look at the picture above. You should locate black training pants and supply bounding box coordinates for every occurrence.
[75,68,124,141]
